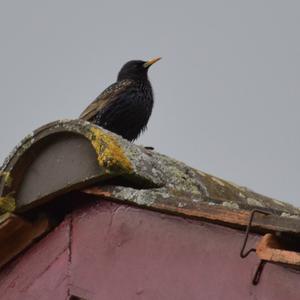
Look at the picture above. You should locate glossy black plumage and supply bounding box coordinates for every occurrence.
[80,58,160,141]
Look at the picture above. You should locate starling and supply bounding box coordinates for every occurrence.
[80,57,161,141]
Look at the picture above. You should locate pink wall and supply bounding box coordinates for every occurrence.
[0,200,298,300]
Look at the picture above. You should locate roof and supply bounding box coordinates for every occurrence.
[0,119,300,267]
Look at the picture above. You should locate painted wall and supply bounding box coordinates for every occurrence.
[0,200,298,300]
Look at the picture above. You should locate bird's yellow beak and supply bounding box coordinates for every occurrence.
[143,57,161,68]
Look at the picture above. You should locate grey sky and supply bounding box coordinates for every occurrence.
[0,1,299,207]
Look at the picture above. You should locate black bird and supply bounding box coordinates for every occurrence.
[80,57,161,141]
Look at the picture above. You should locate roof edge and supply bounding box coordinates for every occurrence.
[83,186,300,236]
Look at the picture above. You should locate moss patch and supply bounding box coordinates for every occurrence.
[0,194,16,213]
[0,171,12,188]
[87,127,133,174]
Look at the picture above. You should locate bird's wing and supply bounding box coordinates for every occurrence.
[79,79,133,121]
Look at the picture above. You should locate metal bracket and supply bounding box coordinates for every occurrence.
[240,209,270,285]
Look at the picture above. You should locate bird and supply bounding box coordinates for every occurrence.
[80,57,161,141]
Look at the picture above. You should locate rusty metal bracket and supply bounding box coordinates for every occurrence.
[252,260,267,285]
[240,209,270,285]
[240,209,270,258]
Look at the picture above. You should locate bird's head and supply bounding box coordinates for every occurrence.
[117,57,161,81]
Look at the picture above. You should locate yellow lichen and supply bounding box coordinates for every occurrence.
[0,212,11,224]
[0,171,12,188]
[87,127,132,174]
[0,194,16,213]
